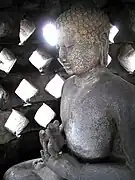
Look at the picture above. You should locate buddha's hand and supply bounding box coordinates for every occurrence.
[39,120,65,163]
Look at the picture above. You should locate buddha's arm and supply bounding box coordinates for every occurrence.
[46,154,135,180]
[73,162,134,180]
[44,118,135,180]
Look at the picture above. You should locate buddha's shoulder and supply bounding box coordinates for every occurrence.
[100,70,134,86]
[63,76,75,88]
[98,70,135,95]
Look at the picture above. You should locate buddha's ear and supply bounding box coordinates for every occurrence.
[99,31,109,67]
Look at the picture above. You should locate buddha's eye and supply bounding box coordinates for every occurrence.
[66,44,74,50]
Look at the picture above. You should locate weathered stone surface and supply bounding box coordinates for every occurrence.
[2,0,135,179]
[0,9,20,44]
[27,73,57,102]
[5,109,29,137]
[15,100,60,132]
[112,4,135,43]
[0,48,17,74]
[118,44,135,73]
[0,99,60,145]
[0,111,15,144]
[0,71,59,110]
[0,97,60,177]
[0,131,42,179]
[20,19,36,45]
[108,43,135,85]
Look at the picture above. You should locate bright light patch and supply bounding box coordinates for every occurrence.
[0,49,17,73]
[119,51,135,73]
[19,19,36,45]
[109,26,119,43]
[45,74,64,99]
[23,103,32,107]
[29,49,53,72]
[15,79,38,102]
[107,55,112,66]
[34,103,56,128]
[5,109,29,137]
[43,23,58,46]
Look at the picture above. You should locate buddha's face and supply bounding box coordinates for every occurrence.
[57,27,101,76]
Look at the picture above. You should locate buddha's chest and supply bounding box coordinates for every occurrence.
[60,77,105,124]
[60,80,88,124]
[60,78,125,160]
[60,81,108,159]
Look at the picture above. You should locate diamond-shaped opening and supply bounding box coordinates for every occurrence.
[29,49,53,72]
[5,109,29,137]
[34,103,56,128]
[15,79,38,102]
[109,25,119,43]
[45,74,64,99]
[107,55,112,66]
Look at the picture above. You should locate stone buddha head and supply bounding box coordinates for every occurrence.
[56,4,110,76]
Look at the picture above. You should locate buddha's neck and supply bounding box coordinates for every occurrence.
[74,67,106,87]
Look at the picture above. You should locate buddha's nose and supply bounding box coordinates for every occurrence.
[59,47,67,63]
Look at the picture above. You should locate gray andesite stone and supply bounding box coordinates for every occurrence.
[1,72,56,110]
[0,111,15,144]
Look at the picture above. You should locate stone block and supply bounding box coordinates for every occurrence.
[5,109,29,137]
[0,10,20,44]
[29,49,53,72]
[25,73,56,103]
[1,72,56,110]
[0,110,15,144]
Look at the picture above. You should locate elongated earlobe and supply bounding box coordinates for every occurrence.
[99,32,109,67]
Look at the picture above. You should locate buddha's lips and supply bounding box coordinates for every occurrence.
[63,63,71,69]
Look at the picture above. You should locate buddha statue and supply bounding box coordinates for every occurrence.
[3,3,135,180]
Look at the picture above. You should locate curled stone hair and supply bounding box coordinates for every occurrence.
[56,4,110,44]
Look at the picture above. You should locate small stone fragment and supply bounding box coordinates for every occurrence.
[118,44,135,73]
[0,49,17,73]
[19,19,36,45]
